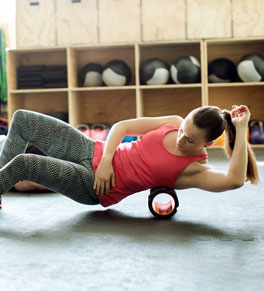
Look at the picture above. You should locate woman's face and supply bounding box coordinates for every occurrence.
[176,113,210,153]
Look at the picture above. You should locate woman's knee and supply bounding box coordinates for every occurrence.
[13,109,25,119]
[12,109,29,126]
[12,153,29,168]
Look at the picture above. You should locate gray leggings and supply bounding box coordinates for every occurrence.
[0,109,99,205]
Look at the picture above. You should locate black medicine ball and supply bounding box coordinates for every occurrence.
[208,58,237,83]
[102,60,131,86]
[237,53,264,82]
[79,63,103,87]
[170,56,200,84]
[140,58,170,85]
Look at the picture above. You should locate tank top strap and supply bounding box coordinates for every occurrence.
[188,153,208,161]
[158,124,179,135]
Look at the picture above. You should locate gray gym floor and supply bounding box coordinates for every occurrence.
[1,149,264,291]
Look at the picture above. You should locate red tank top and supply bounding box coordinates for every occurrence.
[92,125,208,207]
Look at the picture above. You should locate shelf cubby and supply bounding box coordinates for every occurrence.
[7,47,68,91]
[141,87,202,118]
[8,91,68,120]
[208,85,264,120]
[68,44,136,88]
[69,89,137,126]
[138,40,204,86]
[204,38,264,108]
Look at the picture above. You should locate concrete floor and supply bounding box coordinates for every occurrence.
[1,149,264,291]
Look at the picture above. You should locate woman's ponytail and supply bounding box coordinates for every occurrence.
[222,110,236,158]
[222,110,259,184]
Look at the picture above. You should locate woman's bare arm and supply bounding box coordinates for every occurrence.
[179,105,249,192]
[93,115,183,195]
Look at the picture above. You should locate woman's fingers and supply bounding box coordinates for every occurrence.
[94,170,116,196]
[111,174,115,188]
[93,176,97,190]
[93,177,112,195]
[100,181,105,196]
[105,180,110,195]
[231,105,251,127]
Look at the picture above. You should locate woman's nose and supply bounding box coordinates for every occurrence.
[178,135,185,144]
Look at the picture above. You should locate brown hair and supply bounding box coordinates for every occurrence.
[193,106,259,184]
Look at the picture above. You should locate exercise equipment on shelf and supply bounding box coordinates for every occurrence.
[237,53,264,82]
[208,58,237,83]
[79,63,103,87]
[76,123,109,140]
[213,127,250,146]
[76,123,136,142]
[17,65,68,89]
[249,120,264,144]
[170,56,201,84]
[102,60,131,86]
[90,124,109,140]
[213,131,225,146]
[140,58,170,85]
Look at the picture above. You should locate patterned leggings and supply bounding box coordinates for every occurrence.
[0,109,99,205]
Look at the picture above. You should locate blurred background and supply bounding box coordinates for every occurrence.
[0,0,264,146]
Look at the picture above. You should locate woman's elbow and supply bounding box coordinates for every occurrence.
[229,180,245,190]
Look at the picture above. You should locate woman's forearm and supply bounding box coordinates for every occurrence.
[101,122,126,162]
[227,126,248,185]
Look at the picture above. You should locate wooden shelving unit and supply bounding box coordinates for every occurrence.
[204,38,264,120]
[7,40,204,124]
[137,41,204,119]
[204,37,264,148]
[6,38,264,148]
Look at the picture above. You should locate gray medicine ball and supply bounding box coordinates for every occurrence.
[102,60,131,86]
[140,58,170,85]
[208,58,237,83]
[170,56,201,84]
[237,53,264,82]
[79,63,103,87]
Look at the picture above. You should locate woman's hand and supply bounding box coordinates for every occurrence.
[93,158,115,196]
[231,105,251,128]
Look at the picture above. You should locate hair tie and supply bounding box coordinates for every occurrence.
[222,110,230,120]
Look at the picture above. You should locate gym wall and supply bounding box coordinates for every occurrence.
[16,0,264,48]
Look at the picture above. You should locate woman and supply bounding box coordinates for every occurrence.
[0,105,259,208]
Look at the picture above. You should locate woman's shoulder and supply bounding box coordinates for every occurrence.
[174,161,212,188]
[165,116,183,127]
[183,159,211,175]
[157,116,183,132]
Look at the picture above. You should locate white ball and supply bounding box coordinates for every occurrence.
[146,68,170,85]
[102,68,127,86]
[83,72,103,87]
[237,60,262,82]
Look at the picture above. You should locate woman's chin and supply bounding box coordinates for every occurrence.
[176,143,182,149]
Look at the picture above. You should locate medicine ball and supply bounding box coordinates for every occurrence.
[170,56,201,84]
[102,60,131,86]
[237,53,264,82]
[208,58,237,83]
[140,58,170,85]
[79,63,103,87]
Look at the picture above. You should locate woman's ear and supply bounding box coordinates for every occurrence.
[204,141,214,148]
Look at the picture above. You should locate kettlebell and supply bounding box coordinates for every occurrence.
[250,120,264,144]
[90,123,109,141]
[258,121,264,144]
